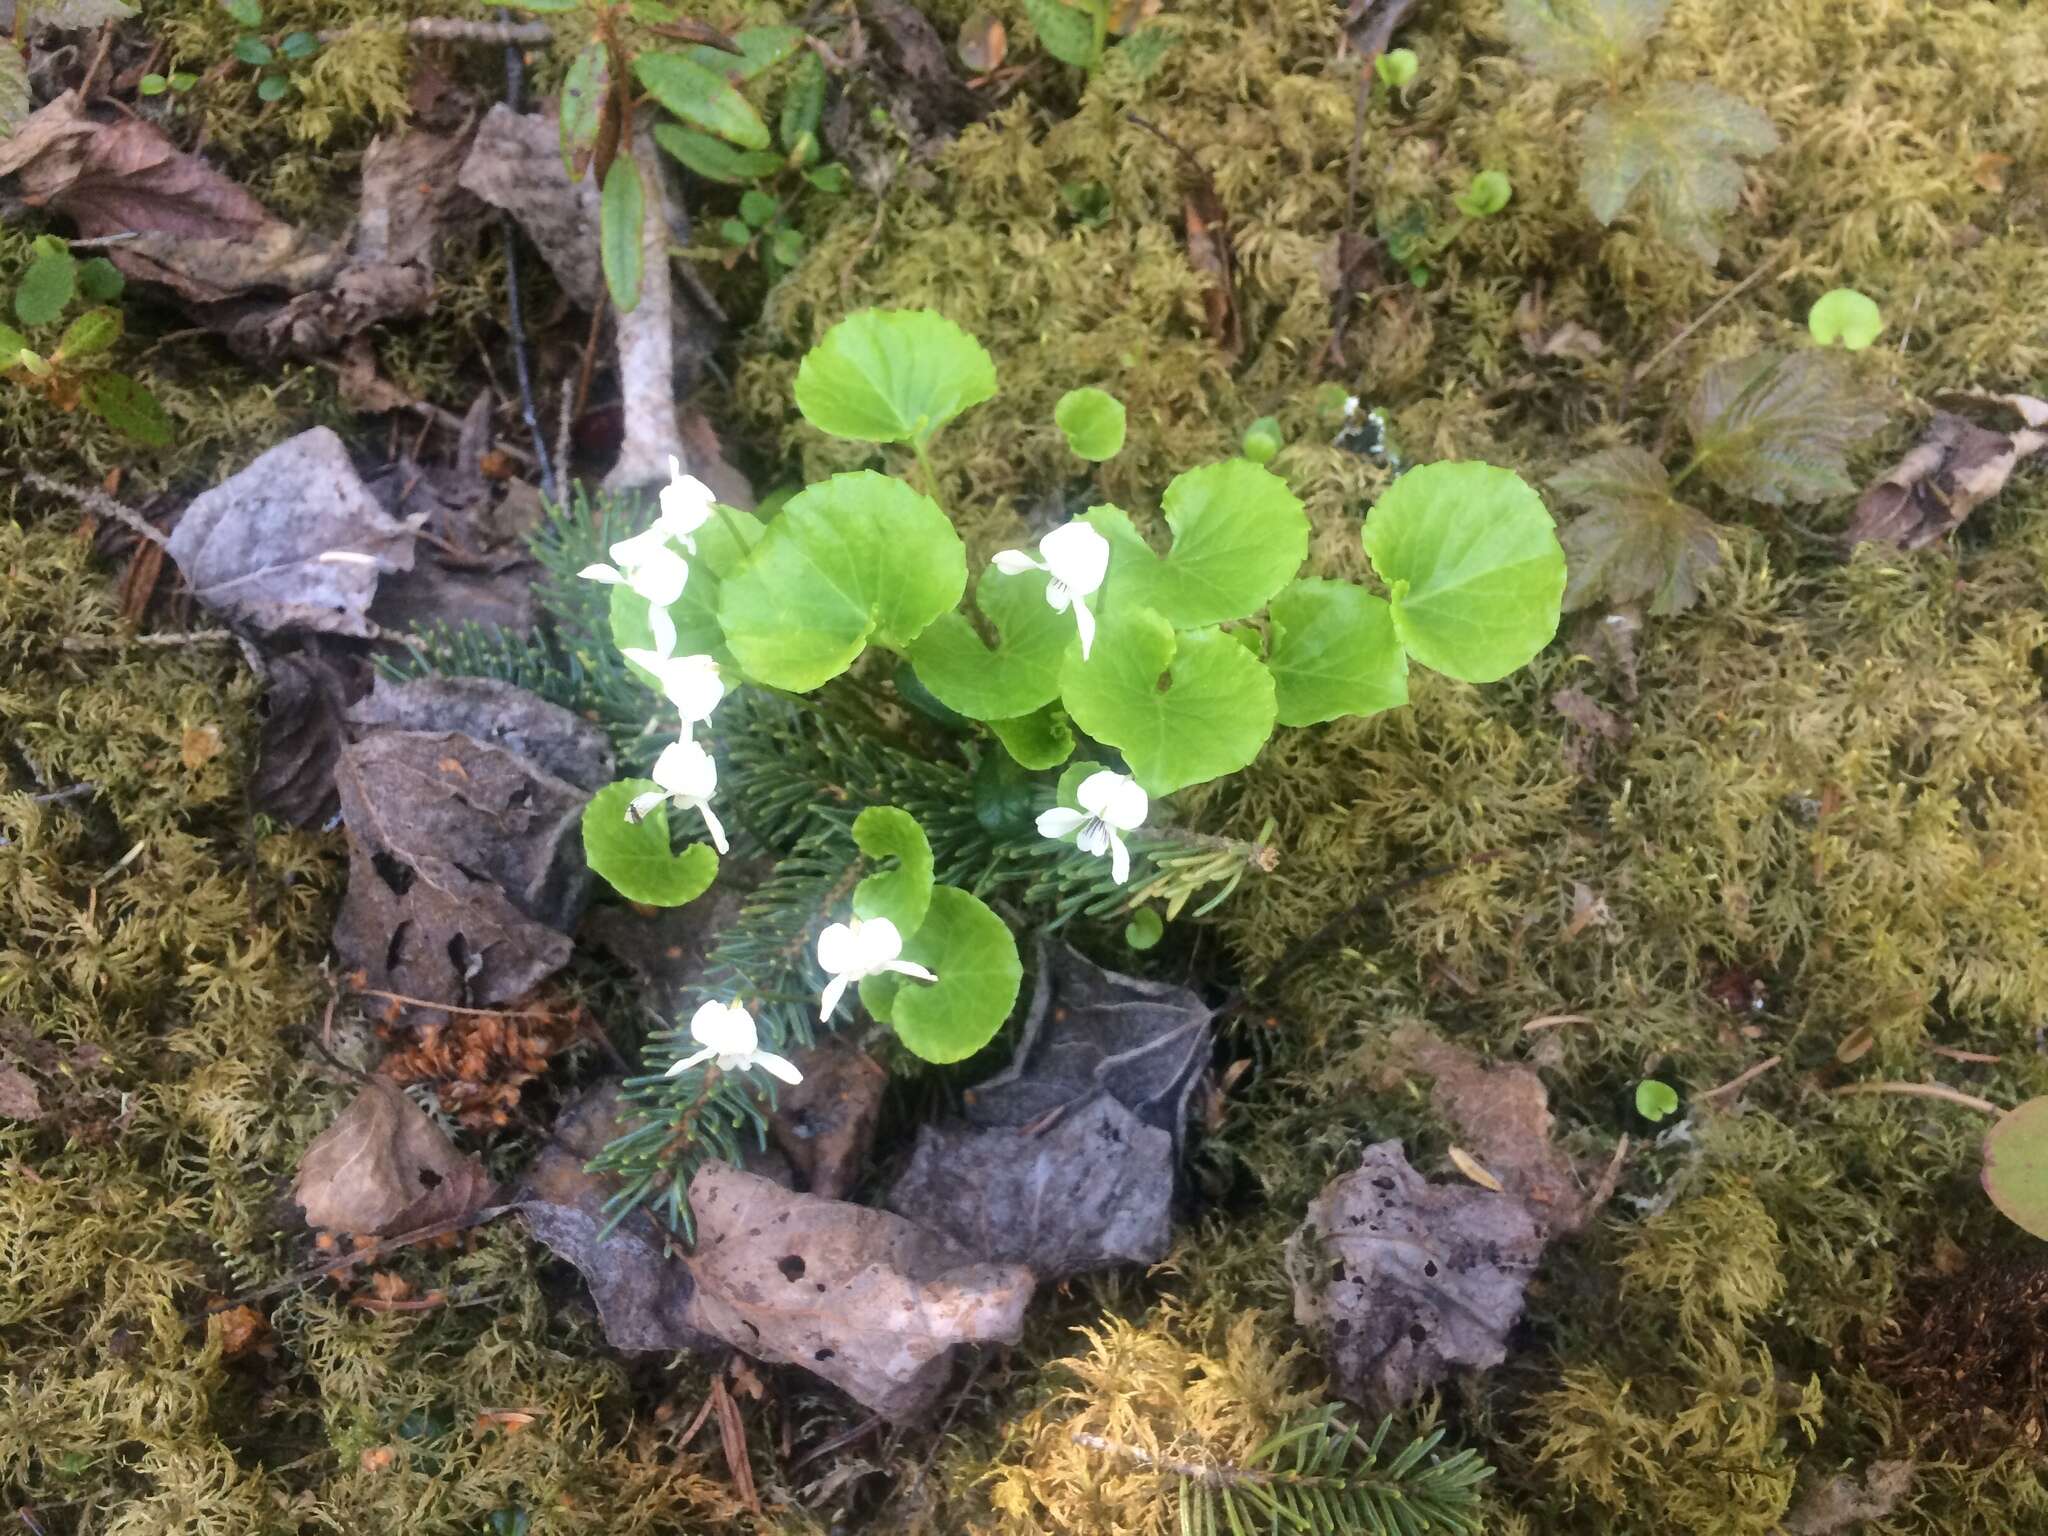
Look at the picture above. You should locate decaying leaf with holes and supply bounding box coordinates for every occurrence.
[292,1078,497,1236]
[1847,392,2048,550]
[331,684,611,1011]
[687,1161,1035,1421]
[165,429,417,637]
[1287,1140,1545,1410]
[885,944,1210,1278]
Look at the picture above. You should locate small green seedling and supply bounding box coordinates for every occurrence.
[1807,288,1884,351]
[1055,387,1127,462]
[214,0,319,104]
[1455,170,1513,218]
[1635,1078,1680,1122]
[1374,47,1418,91]
[1,237,170,445]
[1241,416,1282,465]
[138,71,199,96]
[1123,907,1164,950]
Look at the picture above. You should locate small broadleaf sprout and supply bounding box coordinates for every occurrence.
[1807,287,1885,351]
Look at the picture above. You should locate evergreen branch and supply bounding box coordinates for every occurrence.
[1073,1407,1493,1536]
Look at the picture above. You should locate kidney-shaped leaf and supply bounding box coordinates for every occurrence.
[610,504,765,678]
[907,567,1070,721]
[1983,1097,2048,1241]
[852,805,934,936]
[583,781,720,906]
[718,471,966,690]
[988,703,1074,770]
[634,50,772,149]
[1089,459,1308,629]
[860,885,1021,1063]
[1059,608,1276,796]
[1362,461,1565,684]
[793,309,997,446]
[1055,387,1127,461]
[1265,578,1408,727]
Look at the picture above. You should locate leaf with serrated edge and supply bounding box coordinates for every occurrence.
[1265,578,1408,726]
[907,567,1070,721]
[1579,81,1777,264]
[717,471,966,690]
[1087,459,1308,629]
[1553,446,1721,614]
[600,154,644,312]
[1362,461,1565,684]
[1504,0,1667,83]
[634,50,772,149]
[794,308,997,446]
[582,781,719,906]
[858,886,1021,1063]
[1059,608,1276,796]
[1685,349,1885,506]
[559,42,610,179]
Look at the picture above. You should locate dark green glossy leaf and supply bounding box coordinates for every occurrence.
[635,50,772,149]
[15,239,76,329]
[76,256,124,302]
[83,372,172,445]
[559,41,610,178]
[233,35,273,66]
[255,72,288,102]
[650,122,782,183]
[600,153,644,312]
[779,49,824,150]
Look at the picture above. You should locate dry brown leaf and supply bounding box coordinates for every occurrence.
[1514,290,1607,361]
[292,1078,497,1237]
[955,10,1005,72]
[1447,1145,1504,1192]
[179,724,222,770]
[689,1161,1035,1421]
[1106,0,1159,33]
[765,1037,888,1200]
[1396,1025,1591,1236]
[209,1302,271,1360]
[474,1410,538,1434]
[1847,393,2048,550]
[1971,153,2012,194]
[0,1064,44,1120]
[1287,1140,1545,1410]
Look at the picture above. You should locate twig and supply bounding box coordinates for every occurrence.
[712,1370,761,1515]
[1586,1133,1629,1213]
[497,8,558,503]
[28,782,94,804]
[1832,1081,2001,1116]
[1929,1045,2002,1064]
[24,469,168,548]
[1700,1054,1782,1103]
[305,358,537,466]
[787,1412,882,1474]
[1632,247,1789,383]
[60,629,236,651]
[205,1204,516,1314]
[316,17,555,45]
[1069,1431,1248,1488]
[1522,1012,1595,1031]
[345,982,566,1021]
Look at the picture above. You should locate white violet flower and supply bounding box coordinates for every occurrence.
[1037,769,1148,885]
[664,999,801,1085]
[814,915,936,1021]
[628,739,729,854]
[620,646,725,730]
[990,520,1111,659]
[576,460,720,651]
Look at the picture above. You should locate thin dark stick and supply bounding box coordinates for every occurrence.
[24,469,168,548]
[788,1412,883,1474]
[498,10,558,501]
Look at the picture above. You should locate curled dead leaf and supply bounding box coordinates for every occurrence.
[956,10,1006,72]
[1847,392,2048,550]
[292,1079,497,1237]
[1447,1145,1504,1192]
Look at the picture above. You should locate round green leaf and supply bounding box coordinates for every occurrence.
[1985,1098,2048,1239]
[608,503,765,675]
[719,217,751,247]
[1455,169,1512,217]
[805,162,850,194]
[79,259,125,306]
[1634,1079,1680,1123]
[55,306,121,362]
[1361,460,1565,684]
[15,240,77,329]
[221,0,263,25]
[600,154,644,312]
[280,29,320,60]
[1241,415,1282,464]
[858,885,1021,1063]
[717,471,966,690]
[1375,47,1418,88]
[1054,386,1126,461]
[255,73,289,102]
[769,227,805,267]
[139,73,169,95]
[233,36,274,66]
[739,188,778,228]
[83,372,171,445]
[582,781,720,906]
[1265,578,1408,727]
[168,71,198,92]
[1088,458,1309,629]
[907,566,1070,721]
[793,308,997,446]
[988,703,1074,770]
[851,805,934,934]
[1808,287,1884,351]
[634,50,772,150]
[1124,907,1164,950]
[1059,608,1277,796]
[651,123,783,183]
